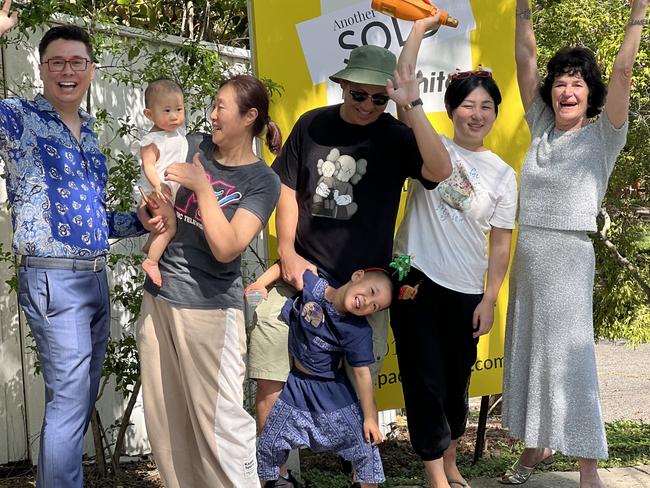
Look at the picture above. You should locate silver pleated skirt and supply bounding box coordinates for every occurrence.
[502,225,608,459]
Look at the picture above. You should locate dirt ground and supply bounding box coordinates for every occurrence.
[1,341,647,487]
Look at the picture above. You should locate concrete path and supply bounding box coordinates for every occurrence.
[596,342,650,422]
[469,465,650,488]
[395,465,650,487]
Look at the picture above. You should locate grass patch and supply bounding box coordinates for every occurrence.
[606,420,650,466]
[635,232,650,253]
[299,418,650,487]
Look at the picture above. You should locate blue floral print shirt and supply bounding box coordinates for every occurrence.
[0,94,143,257]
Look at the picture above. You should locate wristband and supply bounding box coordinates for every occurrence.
[403,98,423,111]
[629,18,648,26]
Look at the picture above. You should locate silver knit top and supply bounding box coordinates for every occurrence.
[518,97,628,232]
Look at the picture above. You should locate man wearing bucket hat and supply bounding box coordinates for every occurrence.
[248,44,452,487]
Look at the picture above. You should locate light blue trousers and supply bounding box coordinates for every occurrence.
[18,264,110,488]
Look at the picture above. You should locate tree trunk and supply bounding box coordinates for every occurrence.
[111,379,142,475]
[91,408,107,477]
[198,0,211,41]
[180,2,187,36]
[187,1,195,40]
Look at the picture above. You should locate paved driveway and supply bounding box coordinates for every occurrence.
[596,341,650,422]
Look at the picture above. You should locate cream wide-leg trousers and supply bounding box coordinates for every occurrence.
[137,292,258,488]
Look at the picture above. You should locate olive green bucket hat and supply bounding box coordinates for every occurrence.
[329,45,396,87]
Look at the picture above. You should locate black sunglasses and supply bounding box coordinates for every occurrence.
[349,89,390,106]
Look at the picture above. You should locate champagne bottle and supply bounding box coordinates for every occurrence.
[371,0,459,28]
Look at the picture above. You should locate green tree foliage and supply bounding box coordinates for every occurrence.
[14,0,249,46]
[533,0,650,343]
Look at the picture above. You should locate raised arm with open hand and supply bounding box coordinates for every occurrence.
[386,62,422,108]
[0,0,18,36]
[390,13,452,182]
[603,0,649,129]
[514,0,540,112]
[387,61,451,182]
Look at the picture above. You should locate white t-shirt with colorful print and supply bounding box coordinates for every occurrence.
[394,136,518,294]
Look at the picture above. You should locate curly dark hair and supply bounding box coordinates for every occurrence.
[540,47,607,119]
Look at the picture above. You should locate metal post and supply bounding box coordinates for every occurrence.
[472,395,490,464]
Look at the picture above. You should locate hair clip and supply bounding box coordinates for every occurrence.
[389,255,412,282]
[389,255,421,301]
[399,282,421,301]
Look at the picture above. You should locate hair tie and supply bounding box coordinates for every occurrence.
[364,267,389,274]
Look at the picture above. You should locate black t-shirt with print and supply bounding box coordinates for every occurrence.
[272,104,434,284]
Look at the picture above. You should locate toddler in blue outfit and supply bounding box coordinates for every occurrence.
[247,264,393,488]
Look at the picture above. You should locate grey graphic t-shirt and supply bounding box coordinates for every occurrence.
[145,133,280,310]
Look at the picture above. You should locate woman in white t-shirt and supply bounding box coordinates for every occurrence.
[387,15,518,488]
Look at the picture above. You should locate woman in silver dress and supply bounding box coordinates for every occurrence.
[501,1,648,487]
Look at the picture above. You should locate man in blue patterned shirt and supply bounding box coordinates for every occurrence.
[0,3,152,486]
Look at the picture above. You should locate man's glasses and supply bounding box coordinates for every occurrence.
[41,58,91,72]
[349,89,390,106]
[449,65,493,81]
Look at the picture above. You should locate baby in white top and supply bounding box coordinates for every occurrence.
[134,79,188,287]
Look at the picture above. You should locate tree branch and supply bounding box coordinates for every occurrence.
[199,0,211,41]
[597,208,650,303]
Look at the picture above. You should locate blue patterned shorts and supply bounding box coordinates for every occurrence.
[257,371,385,484]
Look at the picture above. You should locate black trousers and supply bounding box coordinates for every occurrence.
[390,267,481,461]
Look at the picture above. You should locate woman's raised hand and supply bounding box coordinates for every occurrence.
[0,0,18,36]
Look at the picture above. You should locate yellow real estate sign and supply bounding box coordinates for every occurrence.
[248,0,529,410]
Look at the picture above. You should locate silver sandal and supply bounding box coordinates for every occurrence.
[498,452,554,485]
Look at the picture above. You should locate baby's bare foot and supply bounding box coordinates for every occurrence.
[142,258,162,287]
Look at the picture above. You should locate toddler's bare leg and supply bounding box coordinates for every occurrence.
[142,196,177,287]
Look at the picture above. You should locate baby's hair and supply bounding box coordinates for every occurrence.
[144,79,184,109]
